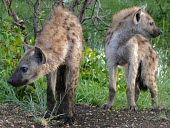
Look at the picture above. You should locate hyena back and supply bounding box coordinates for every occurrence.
[102,5,161,110]
[8,5,83,124]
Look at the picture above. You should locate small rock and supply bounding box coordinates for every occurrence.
[31,125,35,128]
[83,104,91,109]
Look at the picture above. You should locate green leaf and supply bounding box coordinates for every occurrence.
[5,39,10,47]
[14,36,22,45]
[10,36,16,42]
[0,34,4,41]
[2,12,12,21]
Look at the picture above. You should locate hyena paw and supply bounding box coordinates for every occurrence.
[64,116,75,125]
[101,103,112,110]
[151,106,164,111]
[125,105,138,111]
[44,111,52,119]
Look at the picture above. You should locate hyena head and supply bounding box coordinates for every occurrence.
[8,44,47,87]
[131,5,162,38]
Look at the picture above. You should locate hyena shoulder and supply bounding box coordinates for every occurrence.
[36,6,82,51]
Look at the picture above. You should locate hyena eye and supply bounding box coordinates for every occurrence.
[20,67,28,73]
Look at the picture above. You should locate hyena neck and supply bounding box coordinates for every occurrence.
[111,27,137,45]
[44,52,64,74]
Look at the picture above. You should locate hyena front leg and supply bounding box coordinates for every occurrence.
[55,65,67,118]
[45,70,57,118]
[55,64,79,124]
[102,65,118,109]
[64,65,79,124]
[126,62,139,111]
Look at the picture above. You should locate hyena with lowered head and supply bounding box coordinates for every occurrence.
[102,5,162,110]
[8,5,83,124]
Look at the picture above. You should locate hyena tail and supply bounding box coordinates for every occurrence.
[136,61,148,91]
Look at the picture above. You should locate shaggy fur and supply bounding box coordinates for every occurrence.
[102,5,161,110]
[8,5,83,124]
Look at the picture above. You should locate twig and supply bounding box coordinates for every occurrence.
[2,0,26,30]
[69,0,80,12]
[80,0,109,27]
[33,0,41,39]
[54,0,64,7]
[25,0,34,6]
[79,0,95,23]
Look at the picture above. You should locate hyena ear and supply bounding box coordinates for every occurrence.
[34,47,46,64]
[140,4,147,10]
[23,42,34,52]
[133,8,142,25]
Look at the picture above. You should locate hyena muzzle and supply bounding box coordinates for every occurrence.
[8,5,83,124]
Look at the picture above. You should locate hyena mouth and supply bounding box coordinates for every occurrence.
[144,30,155,38]
[8,78,28,87]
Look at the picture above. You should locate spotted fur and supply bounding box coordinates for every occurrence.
[102,5,161,110]
[8,5,83,124]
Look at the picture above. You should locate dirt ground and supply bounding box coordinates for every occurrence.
[0,103,170,128]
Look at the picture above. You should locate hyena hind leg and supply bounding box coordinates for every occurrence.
[141,51,158,107]
[142,78,158,107]
[135,82,140,103]
[149,83,158,107]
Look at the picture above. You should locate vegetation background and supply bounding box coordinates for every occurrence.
[0,0,170,121]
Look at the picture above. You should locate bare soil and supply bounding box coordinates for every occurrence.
[0,103,170,128]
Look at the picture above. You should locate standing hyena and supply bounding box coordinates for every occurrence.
[7,5,83,124]
[102,5,162,110]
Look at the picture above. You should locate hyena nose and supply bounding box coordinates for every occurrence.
[158,29,163,35]
[7,77,13,85]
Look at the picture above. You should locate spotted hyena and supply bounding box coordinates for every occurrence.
[8,5,83,124]
[102,5,162,110]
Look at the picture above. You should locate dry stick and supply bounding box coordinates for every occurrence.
[94,0,109,27]
[79,0,95,23]
[27,0,34,5]
[2,0,28,52]
[81,0,109,28]
[3,0,19,26]
[2,0,26,32]
[80,0,96,23]
[7,0,18,21]
[33,0,41,39]
[69,0,80,12]
[54,0,64,7]
[82,0,108,25]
